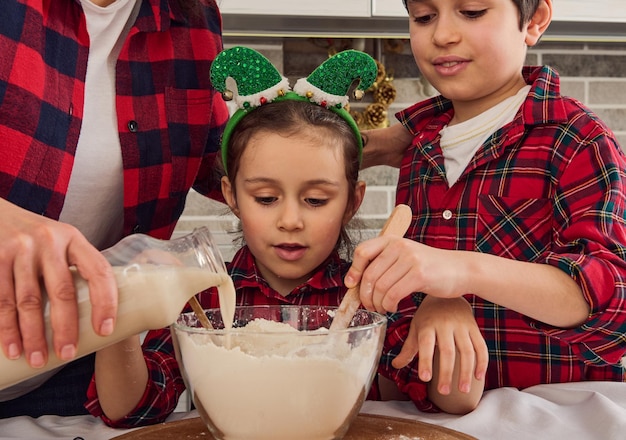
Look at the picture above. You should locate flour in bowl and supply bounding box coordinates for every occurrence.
[175,317,383,440]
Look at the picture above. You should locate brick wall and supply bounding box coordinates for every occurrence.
[175,37,626,261]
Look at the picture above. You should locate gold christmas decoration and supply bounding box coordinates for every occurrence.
[363,103,388,128]
[370,60,386,91]
[373,81,397,106]
[352,56,396,130]
[350,109,365,127]
[222,89,234,101]
[383,39,405,54]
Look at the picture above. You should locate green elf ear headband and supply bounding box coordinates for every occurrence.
[210,46,378,170]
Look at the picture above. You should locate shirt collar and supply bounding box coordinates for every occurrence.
[519,65,569,126]
[229,246,347,297]
[398,65,568,136]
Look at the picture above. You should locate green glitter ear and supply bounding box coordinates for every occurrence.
[210,46,290,109]
[211,46,378,172]
[293,50,378,110]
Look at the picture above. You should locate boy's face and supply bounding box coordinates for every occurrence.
[406,0,545,122]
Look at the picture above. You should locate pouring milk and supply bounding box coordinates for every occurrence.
[0,227,236,391]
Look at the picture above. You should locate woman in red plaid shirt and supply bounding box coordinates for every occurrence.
[0,0,228,419]
[352,0,626,414]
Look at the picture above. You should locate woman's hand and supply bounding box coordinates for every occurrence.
[0,198,118,368]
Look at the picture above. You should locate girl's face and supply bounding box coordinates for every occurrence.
[406,0,547,123]
[221,130,365,296]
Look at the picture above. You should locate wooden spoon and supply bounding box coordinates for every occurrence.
[330,204,413,331]
[188,295,213,329]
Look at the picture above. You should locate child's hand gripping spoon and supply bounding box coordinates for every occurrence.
[330,204,413,331]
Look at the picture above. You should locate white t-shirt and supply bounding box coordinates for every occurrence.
[0,0,139,403]
[440,86,531,187]
[59,0,140,251]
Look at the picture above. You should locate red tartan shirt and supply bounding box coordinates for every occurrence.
[85,246,366,427]
[0,0,228,239]
[0,0,227,419]
[381,65,626,412]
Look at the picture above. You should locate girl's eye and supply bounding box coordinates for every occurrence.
[255,196,277,205]
[462,9,487,19]
[306,198,328,207]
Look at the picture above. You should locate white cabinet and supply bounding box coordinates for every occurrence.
[553,0,626,22]
[371,0,406,17]
[371,0,626,22]
[218,0,371,17]
[219,0,626,40]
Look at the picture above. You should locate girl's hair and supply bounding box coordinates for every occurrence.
[224,100,362,256]
[403,0,542,30]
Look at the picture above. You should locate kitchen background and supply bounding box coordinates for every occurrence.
[174,5,626,261]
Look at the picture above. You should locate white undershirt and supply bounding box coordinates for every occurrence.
[0,0,139,404]
[440,86,531,187]
[59,0,139,251]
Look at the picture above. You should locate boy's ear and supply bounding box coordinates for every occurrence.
[221,176,240,217]
[343,181,366,225]
[525,0,552,47]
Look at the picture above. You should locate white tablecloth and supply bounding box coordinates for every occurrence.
[1,382,625,439]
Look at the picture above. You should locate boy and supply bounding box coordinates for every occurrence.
[351,0,626,413]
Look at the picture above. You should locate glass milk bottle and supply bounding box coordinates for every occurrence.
[0,227,234,391]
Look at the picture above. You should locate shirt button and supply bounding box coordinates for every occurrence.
[442,209,453,220]
[127,120,138,132]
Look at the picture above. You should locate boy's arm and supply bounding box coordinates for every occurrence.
[457,252,590,329]
[347,237,590,328]
[360,123,414,169]
[378,295,487,414]
[395,296,486,414]
[429,344,485,415]
[349,131,626,364]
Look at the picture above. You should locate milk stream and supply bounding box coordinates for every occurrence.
[0,264,235,391]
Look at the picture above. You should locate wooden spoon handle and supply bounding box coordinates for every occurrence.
[330,204,412,331]
[188,295,214,329]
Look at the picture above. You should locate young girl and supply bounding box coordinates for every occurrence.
[85,47,485,427]
[84,47,373,427]
[217,100,365,302]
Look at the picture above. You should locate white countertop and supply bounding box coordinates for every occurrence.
[1,381,625,439]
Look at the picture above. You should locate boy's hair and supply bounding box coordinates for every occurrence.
[513,0,541,30]
[403,0,541,30]
[224,99,362,256]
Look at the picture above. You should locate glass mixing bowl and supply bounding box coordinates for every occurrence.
[172,305,387,440]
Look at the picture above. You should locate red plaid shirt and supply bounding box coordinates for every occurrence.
[86,246,358,427]
[0,0,228,239]
[0,0,227,421]
[382,65,626,412]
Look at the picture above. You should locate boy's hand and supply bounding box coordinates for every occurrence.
[345,236,467,313]
[392,296,488,397]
